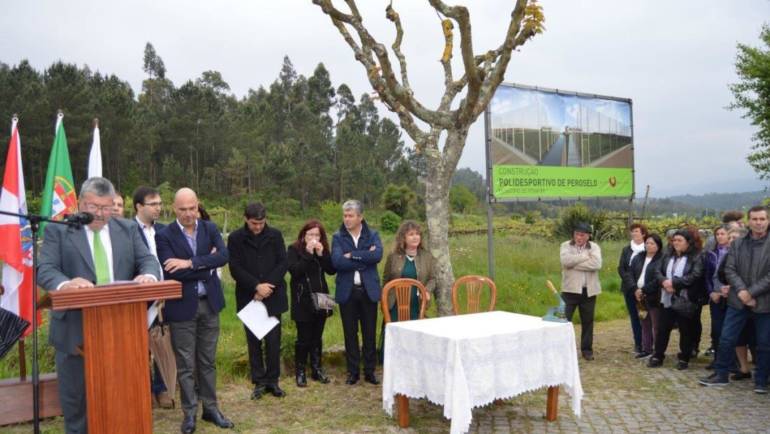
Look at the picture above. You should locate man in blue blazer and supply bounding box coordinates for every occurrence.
[331,199,383,385]
[155,188,232,433]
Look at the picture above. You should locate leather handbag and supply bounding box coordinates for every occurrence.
[671,289,698,319]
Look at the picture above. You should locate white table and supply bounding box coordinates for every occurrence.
[382,311,583,434]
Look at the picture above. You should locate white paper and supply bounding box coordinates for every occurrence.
[147,301,159,329]
[237,300,279,339]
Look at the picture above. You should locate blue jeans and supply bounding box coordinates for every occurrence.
[623,289,642,350]
[714,306,770,387]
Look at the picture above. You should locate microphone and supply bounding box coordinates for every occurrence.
[62,212,94,226]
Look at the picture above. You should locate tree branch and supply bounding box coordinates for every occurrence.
[386,3,411,90]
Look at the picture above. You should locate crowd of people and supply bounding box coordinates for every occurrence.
[38,177,437,434]
[609,208,770,395]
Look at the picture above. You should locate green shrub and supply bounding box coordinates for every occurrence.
[554,203,611,241]
[381,183,417,218]
[380,210,402,233]
[450,185,477,214]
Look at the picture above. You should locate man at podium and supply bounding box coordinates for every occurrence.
[38,177,161,434]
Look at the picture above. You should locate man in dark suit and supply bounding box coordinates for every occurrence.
[331,199,383,385]
[155,187,232,433]
[132,185,174,409]
[38,177,160,434]
[227,202,288,399]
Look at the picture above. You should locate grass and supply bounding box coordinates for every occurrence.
[1,233,628,381]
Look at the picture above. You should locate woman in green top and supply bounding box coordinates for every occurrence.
[382,220,437,320]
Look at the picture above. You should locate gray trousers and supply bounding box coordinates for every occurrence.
[55,351,87,434]
[170,300,220,417]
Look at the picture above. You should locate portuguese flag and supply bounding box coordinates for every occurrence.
[40,113,77,231]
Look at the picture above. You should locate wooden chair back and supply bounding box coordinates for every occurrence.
[380,278,429,324]
[451,275,497,315]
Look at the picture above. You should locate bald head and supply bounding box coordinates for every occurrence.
[173,187,199,230]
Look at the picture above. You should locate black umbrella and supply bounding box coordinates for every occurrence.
[0,307,29,359]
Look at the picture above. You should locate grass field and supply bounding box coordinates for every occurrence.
[0,233,628,381]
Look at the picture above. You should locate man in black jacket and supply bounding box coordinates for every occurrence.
[700,205,770,394]
[228,202,288,399]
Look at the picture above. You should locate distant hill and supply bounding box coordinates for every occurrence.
[662,190,766,211]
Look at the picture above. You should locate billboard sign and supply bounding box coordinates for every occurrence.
[487,83,634,200]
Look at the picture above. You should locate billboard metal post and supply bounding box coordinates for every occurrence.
[484,108,495,281]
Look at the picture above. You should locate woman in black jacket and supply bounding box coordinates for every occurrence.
[648,229,706,370]
[287,220,336,387]
[630,233,663,358]
[618,223,649,355]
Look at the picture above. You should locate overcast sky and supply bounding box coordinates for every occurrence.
[2,0,769,197]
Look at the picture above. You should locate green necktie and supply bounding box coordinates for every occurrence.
[92,229,110,285]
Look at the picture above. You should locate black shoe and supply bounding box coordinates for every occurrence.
[296,370,307,388]
[311,367,331,384]
[364,373,380,385]
[201,409,234,429]
[704,347,715,357]
[634,351,651,359]
[181,414,196,434]
[582,351,594,361]
[699,373,729,387]
[731,371,752,381]
[677,360,689,370]
[250,384,266,400]
[265,384,286,398]
[647,357,663,368]
[345,372,359,385]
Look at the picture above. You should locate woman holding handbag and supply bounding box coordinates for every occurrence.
[287,220,336,387]
[631,233,664,359]
[648,229,706,370]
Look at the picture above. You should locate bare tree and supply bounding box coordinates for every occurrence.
[313,0,544,315]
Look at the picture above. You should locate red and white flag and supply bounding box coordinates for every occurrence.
[0,117,35,336]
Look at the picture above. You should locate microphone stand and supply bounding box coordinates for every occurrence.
[0,209,82,434]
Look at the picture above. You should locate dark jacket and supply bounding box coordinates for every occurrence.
[704,246,729,294]
[618,244,645,294]
[630,252,663,308]
[156,220,229,322]
[382,248,436,309]
[227,224,288,317]
[287,244,336,322]
[331,220,383,304]
[653,250,706,306]
[724,232,770,313]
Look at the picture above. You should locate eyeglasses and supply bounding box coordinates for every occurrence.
[143,202,162,207]
[83,203,114,214]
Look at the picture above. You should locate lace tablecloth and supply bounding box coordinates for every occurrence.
[382,311,582,434]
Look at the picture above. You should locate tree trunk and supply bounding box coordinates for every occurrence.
[425,128,469,316]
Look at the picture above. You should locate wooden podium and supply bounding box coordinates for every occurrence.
[50,280,181,434]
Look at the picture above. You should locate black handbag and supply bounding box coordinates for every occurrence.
[311,292,336,316]
[671,289,698,319]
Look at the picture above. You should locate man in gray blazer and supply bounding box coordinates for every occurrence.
[38,177,160,434]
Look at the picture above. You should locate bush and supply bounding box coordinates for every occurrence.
[319,200,341,230]
[450,185,477,214]
[554,203,611,241]
[381,184,417,218]
[380,210,402,233]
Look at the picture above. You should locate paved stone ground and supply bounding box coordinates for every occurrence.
[7,312,770,433]
[467,313,770,434]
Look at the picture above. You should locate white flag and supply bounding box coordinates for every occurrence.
[87,124,102,178]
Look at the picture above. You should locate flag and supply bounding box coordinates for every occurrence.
[40,112,77,230]
[87,120,102,178]
[0,117,36,336]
